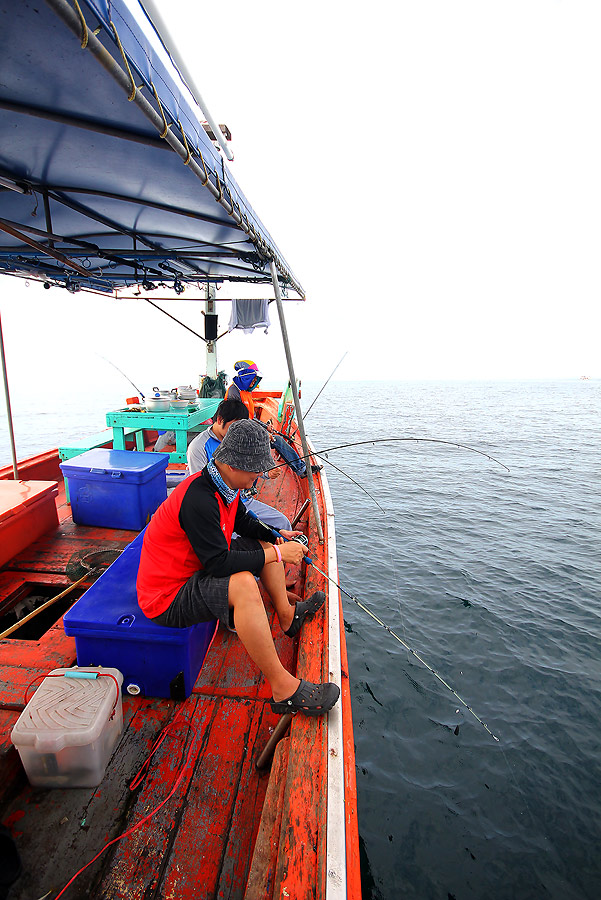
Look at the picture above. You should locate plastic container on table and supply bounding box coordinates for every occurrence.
[10,667,123,788]
[59,449,167,530]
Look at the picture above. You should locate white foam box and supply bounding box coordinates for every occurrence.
[11,667,123,788]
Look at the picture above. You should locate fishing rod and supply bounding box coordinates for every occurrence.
[268,436,510,475]
[267,435,508,513]
[248,512,500,742]
[314,437,510,472]
[98,355,145,400]
[303,351,348,420]
[263,416,386,512]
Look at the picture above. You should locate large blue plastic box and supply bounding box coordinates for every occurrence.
[60,449,168,530]
[63,531,217,699]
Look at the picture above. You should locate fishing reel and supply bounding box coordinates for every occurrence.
[293,533,309,548]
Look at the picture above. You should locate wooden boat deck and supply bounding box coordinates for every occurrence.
[0,404,358,899]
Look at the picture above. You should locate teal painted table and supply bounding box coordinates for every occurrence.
[106,400,220,463]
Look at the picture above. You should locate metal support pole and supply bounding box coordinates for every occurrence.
[0,312,19,479]
[270,261,323,542]
[205,283,217,379]
[140,0,234,161]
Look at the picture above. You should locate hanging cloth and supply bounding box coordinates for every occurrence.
[228,298,270,334]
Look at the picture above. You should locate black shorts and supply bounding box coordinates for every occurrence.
[151,537,263,629]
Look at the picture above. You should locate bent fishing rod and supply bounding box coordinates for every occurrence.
[270,436,510,475]
[246,510,500,743]
[266,436,508,515]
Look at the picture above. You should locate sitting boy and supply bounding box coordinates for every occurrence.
[137,420,339,716]
[187,398,291,531]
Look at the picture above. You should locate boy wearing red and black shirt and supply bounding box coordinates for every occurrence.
[137,419,339,717]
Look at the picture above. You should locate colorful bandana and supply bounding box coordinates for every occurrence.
[233,368,262,392]
[207,459,239,506]
[234,359,258,372]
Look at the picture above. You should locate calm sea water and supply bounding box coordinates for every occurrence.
[307,380,601,900]
[1,379,600,899]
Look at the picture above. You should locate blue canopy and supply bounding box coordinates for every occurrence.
[0,0,303,296]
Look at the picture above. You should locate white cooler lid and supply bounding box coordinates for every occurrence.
[11,667,123,753]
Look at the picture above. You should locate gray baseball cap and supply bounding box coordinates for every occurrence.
[213,419,274,473]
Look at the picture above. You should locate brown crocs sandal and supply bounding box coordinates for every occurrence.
[270,679,340,716]
[284,590,326,638]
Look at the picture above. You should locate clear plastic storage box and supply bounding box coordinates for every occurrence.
[11,667,123,788]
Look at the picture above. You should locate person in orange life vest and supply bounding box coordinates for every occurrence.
[224,359,261,418]
[225,360,315,478]
[137,419,339,716]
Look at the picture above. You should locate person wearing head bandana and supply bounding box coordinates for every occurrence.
[224,360,262,417]
[225,361,318,479]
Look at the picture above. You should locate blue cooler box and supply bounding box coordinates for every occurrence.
[60,449,168,530]
[63,531,217,699]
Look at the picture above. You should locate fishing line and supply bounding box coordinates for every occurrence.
[293,437,552,850]
[251,509,500,743]
[308,453,386,513]
[262,409,566,872]
[258,426,508,737]
[266,422,386,512]
[307,558,500,742]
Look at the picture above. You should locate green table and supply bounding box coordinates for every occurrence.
[106,399,221,463]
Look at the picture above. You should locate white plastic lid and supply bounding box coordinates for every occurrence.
[11,667,123,753]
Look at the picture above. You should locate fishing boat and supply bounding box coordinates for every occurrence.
[0,2,360,897]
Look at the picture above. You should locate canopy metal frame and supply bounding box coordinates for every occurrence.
[0,0,305,296]
[43,0,303,293]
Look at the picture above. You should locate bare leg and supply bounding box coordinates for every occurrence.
[256,541,295,633]
[228,571,299,702]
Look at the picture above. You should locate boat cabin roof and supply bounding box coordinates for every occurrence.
[0,0,304,296]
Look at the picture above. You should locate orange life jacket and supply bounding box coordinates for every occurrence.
[226,385,255,419]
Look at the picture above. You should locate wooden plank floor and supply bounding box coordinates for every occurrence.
[0,431,331,900]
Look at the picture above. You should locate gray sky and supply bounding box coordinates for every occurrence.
[1,0,599,393]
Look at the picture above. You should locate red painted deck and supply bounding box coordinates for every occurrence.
[0,400,360,899]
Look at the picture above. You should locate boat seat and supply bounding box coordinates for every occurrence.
[63,529,216,700]
[59,426,145,459]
